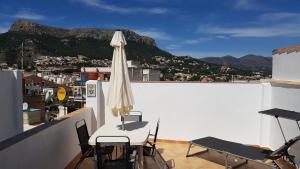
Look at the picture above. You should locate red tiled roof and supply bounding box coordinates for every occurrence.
[272,45,300,55]
[23,75,57,87]
[23,75,45,83]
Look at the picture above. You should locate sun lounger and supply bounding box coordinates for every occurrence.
[186,108,300,168]
[186,136,300,168]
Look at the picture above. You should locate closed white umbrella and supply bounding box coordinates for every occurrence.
[107,31,135,119]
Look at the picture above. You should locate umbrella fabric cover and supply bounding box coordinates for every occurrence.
[107,31,135,117]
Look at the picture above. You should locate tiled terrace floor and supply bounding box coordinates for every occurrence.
[75,142,294,169]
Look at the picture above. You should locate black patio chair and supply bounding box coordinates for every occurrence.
[95,136,137,169]
[144,119,160,156]
[75,119,114,169]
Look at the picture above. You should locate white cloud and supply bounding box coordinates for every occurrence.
[146,7,168,14]
[182,39,199,45]
[0,25,9,33]
[78,0,100,7]
[137,0,166,3]
[13,9,44,20]
[259,12,300,23]
[232,0,262,11]
[197,11,300,38]
[80,0,131,13]
[198,23,300,38]
[216,35,229,39]
[0,9,66,22]
[134,29,172,40]
[0,9,45,20]
[165,44,181,50]
[0,21,13,33]
[182,37,213,44]
[76,0,169,14]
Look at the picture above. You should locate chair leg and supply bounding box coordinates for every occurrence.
[109,153,112,160]
[75,157,84,169]
[96,159,100,169]
[115,146,118,160]
[186,143,193,157]
[151,145,156,157]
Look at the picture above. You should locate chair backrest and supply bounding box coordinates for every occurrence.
[96,136,131,169]
[75,119,91,155]
[121,111,142,122]
[153,119,160,144]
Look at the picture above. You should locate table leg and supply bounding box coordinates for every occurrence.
[138,145,144,169]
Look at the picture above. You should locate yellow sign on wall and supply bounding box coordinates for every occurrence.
[57,87,66,101]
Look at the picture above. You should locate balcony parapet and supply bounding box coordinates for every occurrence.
[0,107,93,169]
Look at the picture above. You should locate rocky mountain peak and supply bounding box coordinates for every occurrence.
[9,19,156,46]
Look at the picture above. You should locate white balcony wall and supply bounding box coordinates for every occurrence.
[0,108,94,169]
[0,70,23,142]
[101,82,270,145]
[273,52,300,81]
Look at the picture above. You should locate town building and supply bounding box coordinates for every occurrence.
[23,75,57,95]
[81,61,161,81]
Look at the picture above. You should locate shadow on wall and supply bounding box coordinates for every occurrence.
[290,140,300,166]
[99,81,106,127]
[90,109,97,132]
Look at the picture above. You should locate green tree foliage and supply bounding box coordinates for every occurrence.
[0,31,172,65]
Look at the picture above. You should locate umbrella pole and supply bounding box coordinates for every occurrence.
[122,115,125,130]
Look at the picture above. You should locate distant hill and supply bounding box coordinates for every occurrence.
[0,19,172,66]
[0,19,271,80]
[200,55,272,73]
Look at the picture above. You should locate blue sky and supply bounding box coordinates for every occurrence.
[1,0,300,57]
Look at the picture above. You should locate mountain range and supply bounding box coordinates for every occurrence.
[0,19,272,74]
[201,55,272,73]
